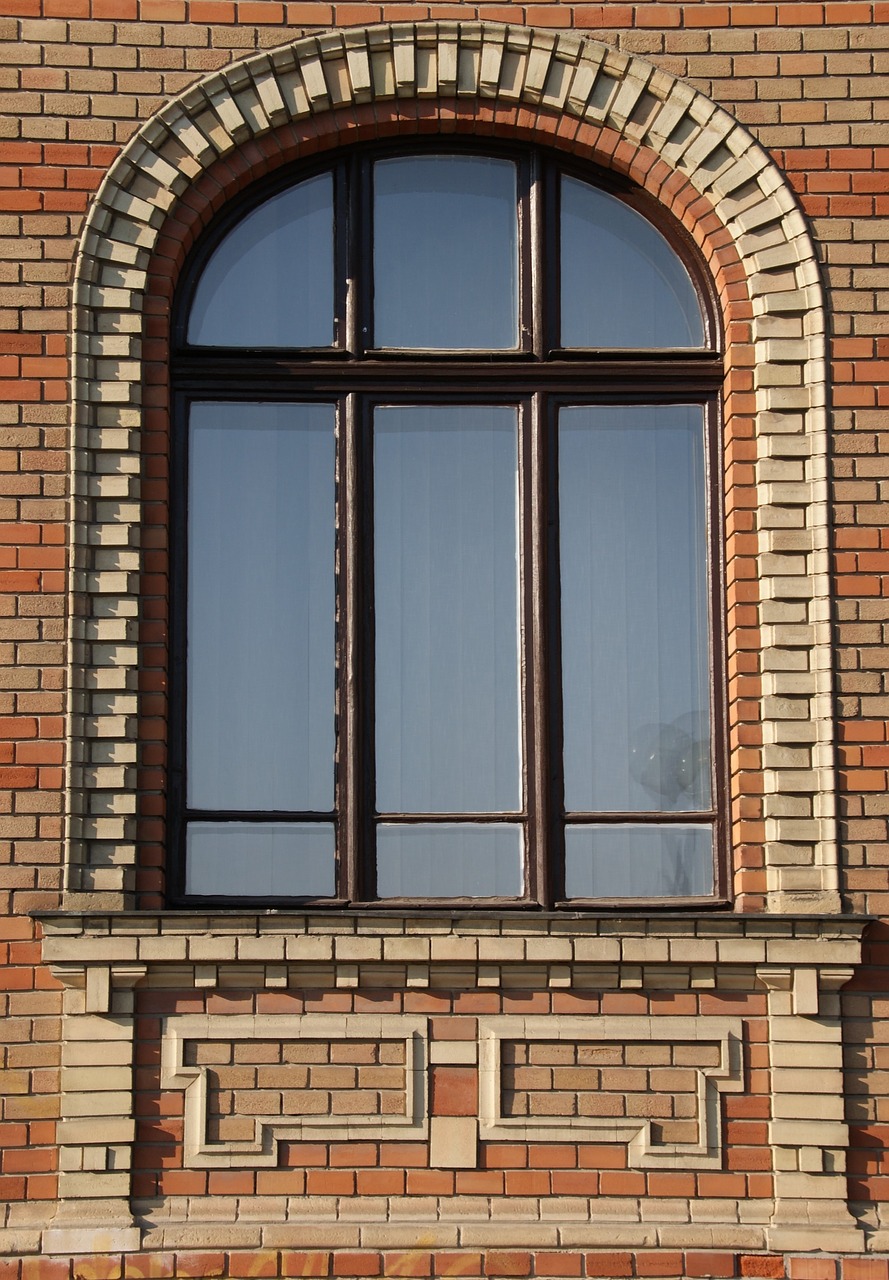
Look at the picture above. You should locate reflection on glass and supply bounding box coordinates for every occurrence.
[373,156,519,349]
[376,824,523,897]
[188,174,334,347]
[374,405,521,814]
[561,177,705,348]
[565,824,713,898]
[186,822,336,897]
[188,402,335,811]
[559,405,711,813]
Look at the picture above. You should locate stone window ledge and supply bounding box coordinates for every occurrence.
[31,910,868,1259]
[37,910,867,983]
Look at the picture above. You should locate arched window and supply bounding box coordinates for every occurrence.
[170,143,726,908]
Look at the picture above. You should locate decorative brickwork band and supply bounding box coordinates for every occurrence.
[478,1015,744,1168]
[36,913,866,1255]
[161,1014,429,1163]
[757,964,861,1251]
[42,957,145,1256]
[67,21,837,912]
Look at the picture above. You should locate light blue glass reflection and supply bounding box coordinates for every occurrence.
[188,174,334,347]
[559,405,711,814]
[374,405,521,814]
[376,824,523,897]
[564,824,713,898]
[560,177,705,348]
[373,156,519,349]
[186,822,336,897]
[188,403,335,812]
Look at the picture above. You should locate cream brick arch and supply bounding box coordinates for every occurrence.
[66,21,838,914]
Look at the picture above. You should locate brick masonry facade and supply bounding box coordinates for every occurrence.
[0,2,887,1278]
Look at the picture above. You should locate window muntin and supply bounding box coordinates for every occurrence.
[172,145,723,908]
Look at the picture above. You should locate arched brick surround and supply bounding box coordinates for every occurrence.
[66,21,838,915]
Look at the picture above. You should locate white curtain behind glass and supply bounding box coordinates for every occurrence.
[374,405,522,815]
[187,402,335,813]
[559,404,711,815]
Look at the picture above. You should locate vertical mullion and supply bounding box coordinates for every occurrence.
[169,391,190,902]
[705,394,730,901]
[335,158,351,351]
[528,390,550,906]
[361,396,377,901]
[519,153,537,357]
[529,149,546,360]
[355,151,373,355]
[525,151,548,900]
[539,157,559,354]
[340,391,361,902]
[340,153,368,901]
[546,396,567,904]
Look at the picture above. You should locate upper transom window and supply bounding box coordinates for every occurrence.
[171,144,725,909]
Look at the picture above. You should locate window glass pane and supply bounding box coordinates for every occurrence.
[374,405,521,813]
[186,822,336,897]
[565,824,713,898]
[559,405,711,813]
[188,402,335,811]
[377,824,523,897]
[373,156,519,349]
[560,177,705,348]
[187,173,334,347]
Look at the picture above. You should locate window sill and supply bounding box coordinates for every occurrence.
[37,909,867,986]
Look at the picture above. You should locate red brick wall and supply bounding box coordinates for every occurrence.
[0,1,887,1275]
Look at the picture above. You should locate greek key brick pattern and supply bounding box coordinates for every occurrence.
[159,1013,428,1167]
[478,1015,744,1167]
[502,1040,717,1138]
[192,1038,408,1139]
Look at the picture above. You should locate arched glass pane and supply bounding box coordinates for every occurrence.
[560,177,705,348]
[373,156,519,349]
[187,402,335,812]
[559,404,711,814]
[187,173,334,347]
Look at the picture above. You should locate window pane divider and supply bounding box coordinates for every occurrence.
[171,356,723,391]
[184,811,336,821]
[554,895,731,911]
[341,391,362,903]
[528,391,550,905]
[564,812,718,823]
[375,813,525,822]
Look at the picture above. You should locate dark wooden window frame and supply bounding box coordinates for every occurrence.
[168,140,729,911]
